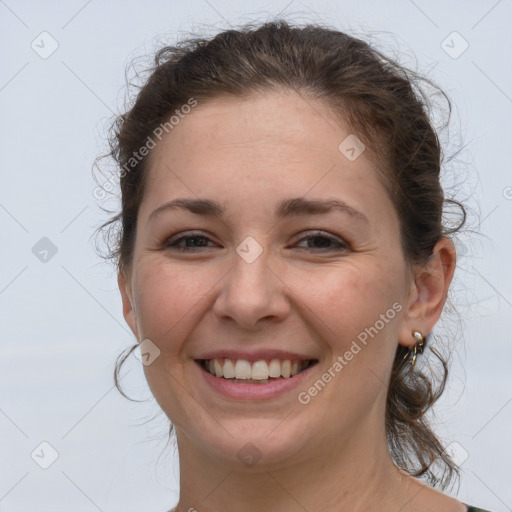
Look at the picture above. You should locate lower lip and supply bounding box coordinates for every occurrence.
[195,361,317,400]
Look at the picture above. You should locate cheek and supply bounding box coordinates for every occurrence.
[294,259,403,343]
[307,267,403,412]
[132,260,207,349]
[304,266,403,405]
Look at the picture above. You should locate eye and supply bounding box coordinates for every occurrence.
[293,231,348,252]
[163,230,348,253]
[164,231,216,252]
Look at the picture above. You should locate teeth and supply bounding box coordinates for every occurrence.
[213,359,223,377]
[251,360,269,380]
[223,359,235,378]
[268,359,281,378]
[235,360,252,379]
[202,358,312,380]
[281,360,291,378]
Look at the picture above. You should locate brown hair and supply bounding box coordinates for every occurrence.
[94,19,466,489]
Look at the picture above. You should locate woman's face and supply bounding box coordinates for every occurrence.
[119,89,420,469]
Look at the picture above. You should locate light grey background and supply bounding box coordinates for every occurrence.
[1,1,511,511]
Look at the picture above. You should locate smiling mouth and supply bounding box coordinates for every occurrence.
[196,358,318,383]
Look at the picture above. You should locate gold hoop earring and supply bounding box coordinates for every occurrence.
[402,330,425,368]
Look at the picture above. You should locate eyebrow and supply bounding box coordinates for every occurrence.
[147,197,369,225]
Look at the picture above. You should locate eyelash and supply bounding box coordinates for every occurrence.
[163,230,348,253]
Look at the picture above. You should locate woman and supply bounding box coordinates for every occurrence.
[97,19,492,512]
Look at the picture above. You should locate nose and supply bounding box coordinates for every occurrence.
[211,248,290,330]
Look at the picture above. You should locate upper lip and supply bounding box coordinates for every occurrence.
[194,349,318,362]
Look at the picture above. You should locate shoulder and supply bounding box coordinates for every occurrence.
[400,475,482,512]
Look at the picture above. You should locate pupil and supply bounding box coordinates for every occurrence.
[310,236,329,248]
[188,236,206,247]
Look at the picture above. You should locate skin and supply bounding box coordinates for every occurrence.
[118,88,463,512]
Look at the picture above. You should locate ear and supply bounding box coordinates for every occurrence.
[397,236,457,348]
[117,271,140,341]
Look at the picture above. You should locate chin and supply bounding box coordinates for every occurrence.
[178,415,314,471]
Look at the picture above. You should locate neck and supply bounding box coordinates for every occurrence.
[173,420,410,512]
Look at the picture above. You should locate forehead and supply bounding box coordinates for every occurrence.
[140,89,393,225]
[150,90,358,162]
